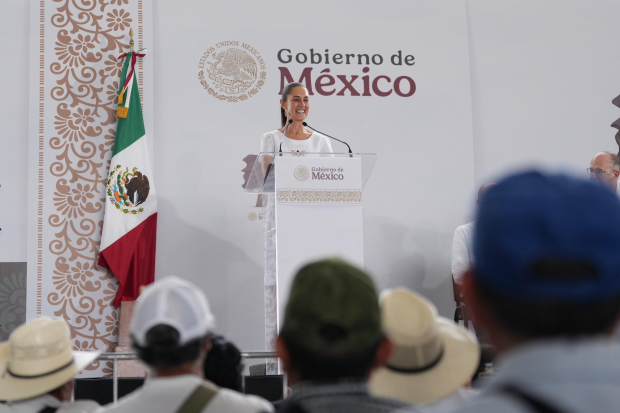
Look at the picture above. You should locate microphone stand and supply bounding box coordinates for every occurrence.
[303,122,353,157]
[278,119,293,155]
[266,121,292,185]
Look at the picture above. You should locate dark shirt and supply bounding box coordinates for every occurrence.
[274,381,412,413]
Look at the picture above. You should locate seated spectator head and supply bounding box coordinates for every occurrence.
[464,171,620,354]
[0,317,100,402]
[203,334,243,391]
[277,258,391,384]
[477,182,496,205]
[131,276,216,376]
[589,151,620,191]
[370,288,479,405]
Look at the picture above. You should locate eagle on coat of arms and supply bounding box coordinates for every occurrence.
[107,165,150,215]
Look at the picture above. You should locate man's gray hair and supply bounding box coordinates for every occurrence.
[601,151,620,171]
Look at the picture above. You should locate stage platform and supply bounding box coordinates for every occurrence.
[75,375,285,405]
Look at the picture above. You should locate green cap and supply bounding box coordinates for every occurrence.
[281,258,382,354]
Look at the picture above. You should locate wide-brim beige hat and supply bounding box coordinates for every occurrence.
[370,288,479,405]
[0,317,101,401]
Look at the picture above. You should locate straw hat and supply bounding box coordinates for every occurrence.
[369,288,479,405]
[0,317,100,401]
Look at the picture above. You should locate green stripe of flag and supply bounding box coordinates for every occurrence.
[113,52,146,157]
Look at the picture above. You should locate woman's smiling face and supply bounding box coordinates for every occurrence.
[281,86,310,123]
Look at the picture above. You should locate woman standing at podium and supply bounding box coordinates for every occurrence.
[260,82,333,173]
[259,83,332,371]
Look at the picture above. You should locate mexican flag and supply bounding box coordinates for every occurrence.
[98,49,157,308]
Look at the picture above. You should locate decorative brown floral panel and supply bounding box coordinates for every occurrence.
[28,0,151,377]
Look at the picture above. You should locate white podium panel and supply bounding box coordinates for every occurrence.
[274,155,364,324]
[244,152,377,373]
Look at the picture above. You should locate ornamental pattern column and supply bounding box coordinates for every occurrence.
[28,0,149,377]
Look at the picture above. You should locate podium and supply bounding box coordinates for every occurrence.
[245,152,377,372]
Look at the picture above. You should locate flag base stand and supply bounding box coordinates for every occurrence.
[115,301,146,377]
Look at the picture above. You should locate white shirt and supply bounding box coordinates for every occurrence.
[449,339,620,413]
[260,130,333,156]
[1,394,99,413]
[451,222,474,284]
[393,387,476,413]
[98,375,273,413]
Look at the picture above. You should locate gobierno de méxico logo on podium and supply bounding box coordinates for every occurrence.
[294,165,310,181]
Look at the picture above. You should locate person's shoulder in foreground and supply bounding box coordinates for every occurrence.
[275,381,408,413]
[450,340,620,413]
[9,397,100,413]
[102,375,272,413]
[275,258,414,413]
[214,387,273,413]
[99,275,273,413]
[450,170,620,413]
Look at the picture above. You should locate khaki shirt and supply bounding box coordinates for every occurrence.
[99,375,273,413]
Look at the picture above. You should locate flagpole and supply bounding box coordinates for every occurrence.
[129,27,134,53]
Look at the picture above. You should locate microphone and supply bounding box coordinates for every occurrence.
[279,119,293,155]
[302,122,353,155]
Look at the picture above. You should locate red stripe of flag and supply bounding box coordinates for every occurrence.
[98,213,158,308]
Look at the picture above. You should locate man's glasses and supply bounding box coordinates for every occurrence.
[587,168,615,176]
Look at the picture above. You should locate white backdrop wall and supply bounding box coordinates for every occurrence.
[468,0,620,184]
[0,1,29,263]
[151,0,474,353]
[1,0,620,355]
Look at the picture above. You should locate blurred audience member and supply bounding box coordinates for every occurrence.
[456,171,620,413]
[0,317,100,413]
[470,343,494,384]
[370,288,479,411]
[451,183,495,284]
[588,151,619,192]
[275,259,412,413]
[102,276,273,413]
[203,334,243,392]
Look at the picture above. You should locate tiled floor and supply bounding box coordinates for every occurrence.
[0,262,26,341]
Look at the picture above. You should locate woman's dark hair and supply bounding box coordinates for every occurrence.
[203,334,243,391]
[280,82,305,127]
[477,279,620,338]
[281,333,382,381]
[133,324,205,370]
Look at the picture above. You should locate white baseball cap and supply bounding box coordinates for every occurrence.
[130,276,216,347]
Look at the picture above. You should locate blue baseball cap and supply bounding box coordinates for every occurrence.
[473,171,620,301]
